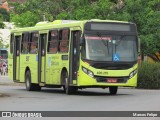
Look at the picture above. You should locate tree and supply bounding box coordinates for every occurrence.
[0,8,10,21]
[0,8,9,28]
[10,0,62,26]
[11,11,39,27]
[57,0,113,20]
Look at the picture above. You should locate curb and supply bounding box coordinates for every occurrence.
[0,83,24,86]
[0,75,8,78]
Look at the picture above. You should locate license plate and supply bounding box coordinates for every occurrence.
[107,78,117,83]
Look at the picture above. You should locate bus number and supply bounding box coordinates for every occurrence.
[97,71,108,75]
[97,71,102,75]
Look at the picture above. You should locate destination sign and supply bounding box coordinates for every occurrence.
[85,36,111,40]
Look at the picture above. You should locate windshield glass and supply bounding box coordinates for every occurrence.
[82,34,137,62]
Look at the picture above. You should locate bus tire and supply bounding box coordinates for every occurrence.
[61,71,77,95]
[25,71,41,91]
[109,86,118,95]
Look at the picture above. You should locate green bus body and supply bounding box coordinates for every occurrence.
[8,19,138,95]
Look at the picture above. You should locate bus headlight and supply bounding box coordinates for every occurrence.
[82,67,94,78]
[88,70,94,77]
[82,67,88,73]
[129,69,137,78]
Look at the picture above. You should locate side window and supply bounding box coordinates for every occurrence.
[15,36,21,56]
[47,30,58,54]
[10,33,14,54]
[29,32,38,54]
[59,29,70,53]
[21,33,29,54]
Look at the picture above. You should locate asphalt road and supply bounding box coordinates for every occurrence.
[0,76,160,120]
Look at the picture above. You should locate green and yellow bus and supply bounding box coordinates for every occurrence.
[8,19,139,95]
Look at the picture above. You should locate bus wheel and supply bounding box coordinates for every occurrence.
[25,71,41,91]
[62,71,77,95]
[109,86,118,95]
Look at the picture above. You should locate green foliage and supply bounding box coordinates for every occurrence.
[0,8,9,20]
[0,8,10,21]
[58,0,113,20]
[137,62,160,89]
[10,0,60,24]
[0,8,9,28]
[137,0,160,56]
[0,22,5,28]
[57,11,69,20]
[0,8,8,46]
[11,11,39,27]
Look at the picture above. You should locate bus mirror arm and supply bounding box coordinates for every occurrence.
[138,38,141,53]
[80,37,84,46]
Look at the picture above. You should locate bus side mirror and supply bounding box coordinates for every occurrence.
[138,38,140,53]
[80,37,84,46]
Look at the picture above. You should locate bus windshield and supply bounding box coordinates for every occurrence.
[83,34,137,62]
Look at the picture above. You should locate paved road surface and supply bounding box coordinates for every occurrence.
[0,76,160,120]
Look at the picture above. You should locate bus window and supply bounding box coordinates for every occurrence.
[15,36,21,56]
[21,33,29,54]
[59,29,70,53]
[48,30,58,54]
[29,32,38,54]
[10,33,14,54]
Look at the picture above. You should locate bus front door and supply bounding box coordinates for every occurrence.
[38,34,47,83]
[13,36,21,81]
[69,30,81,85]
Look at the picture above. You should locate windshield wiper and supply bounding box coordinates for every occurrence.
[115,35,126,47]
[96,32,109,54]
[114,35,128,53]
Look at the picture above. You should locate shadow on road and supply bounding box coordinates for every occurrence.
[0,93,10,98]
[38,88,131,96]
[5,87,132,97]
